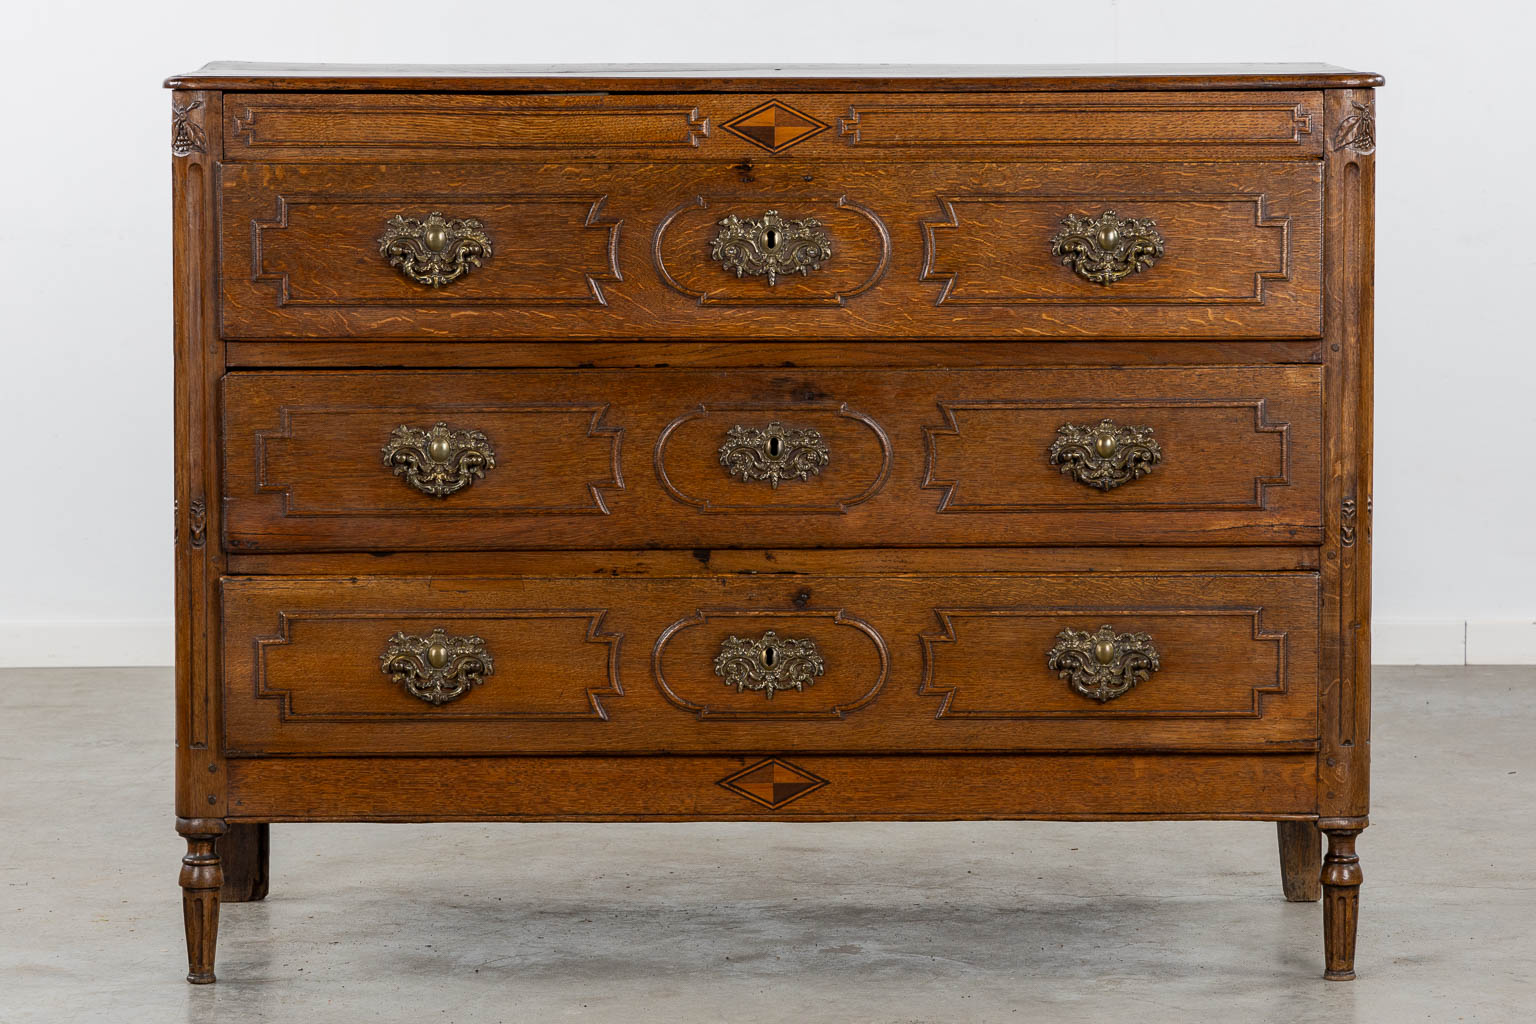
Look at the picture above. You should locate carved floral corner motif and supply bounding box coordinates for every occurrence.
[172,99,208,157]
[1333,102,1375,155]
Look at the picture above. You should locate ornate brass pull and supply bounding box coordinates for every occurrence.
[710,210,831,284]
[380,628,494,705]
[1048,419,1161,491]
[381,422,496,497]
[718,422,830,487]
[1050,210,1164,284]
[714,631,825,700]
[378,211,492,287]
[1047,625,1161,703]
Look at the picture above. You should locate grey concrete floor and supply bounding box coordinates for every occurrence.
[1,666,1533,1023]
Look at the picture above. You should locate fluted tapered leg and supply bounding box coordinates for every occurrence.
[177,818,226,984]
[220,823,269,902]
[1321,827,1364,980]
[1277,821,1322,902]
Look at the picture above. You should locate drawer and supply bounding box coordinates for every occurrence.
[221,572,1320,756]
[222,91,1325,163]
[218,158,1322,340]
[221,366,1324,551]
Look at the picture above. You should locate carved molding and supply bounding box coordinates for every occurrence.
[172,99,208,156]
[655,402,891,514]
[255,403,623,516]
[919,607,1288,719]
[838,100,1313,148]
[249,610,622,727]
[251,194,622,307]
[652,195,890,306]
[922,399,1289,513]
[920,193,1291,305]
[652,608,888,720]
[230,102,709,151]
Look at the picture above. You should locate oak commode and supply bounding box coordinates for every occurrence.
[167,62,1378,983]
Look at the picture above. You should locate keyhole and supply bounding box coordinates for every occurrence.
[766,435,784,458]
[764,228,780,250]
[761,645,778,668]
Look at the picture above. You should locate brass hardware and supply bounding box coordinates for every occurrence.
[379,628,494,705]
[1046,625,1161,703]
[710,210,831,285]
[381,422,496,497]
[1048,419,1162,491]
[713,631,825,699]
[378,212,492,287]
[718,422,830,487]
[1050,210,1164,284]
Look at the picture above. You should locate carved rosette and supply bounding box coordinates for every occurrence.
[381,422,496,497]
[1050,210,1164,284]
[1046,625,1161,703]
[378,212,493,287]
[713,631,825,700]
[1048,419,1162,491]
[709,210,831,285]
[380,628,494,705]
[717,422,830,487]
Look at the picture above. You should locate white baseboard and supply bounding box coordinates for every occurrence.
[0,617,1532,669]
[1374,619,1536,665]
[0,620,173,667]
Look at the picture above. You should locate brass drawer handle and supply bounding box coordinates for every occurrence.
[1048,419,1161,491]
[718,422,830,487]
[378,211,492,287]
[380,628,494,705]
[710,210,831,284]
[714,631,825,700]
[1047,625,1161,703]
[381,422,496,498]
[1050,210,1164,284]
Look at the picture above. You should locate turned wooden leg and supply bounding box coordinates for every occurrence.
[1277,821,1322,902]
[1321,826,1364,980]
[220,823,269,902]
[177,817,226,984]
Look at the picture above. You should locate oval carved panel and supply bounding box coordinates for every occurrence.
[654,402,892,514]
[652,195,891,306]
[652,609,889,720]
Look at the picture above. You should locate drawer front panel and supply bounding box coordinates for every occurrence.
[221,573,1320,756]
[221,367,1323,551]
[223,91,1324,162]
[218,159,1322,339]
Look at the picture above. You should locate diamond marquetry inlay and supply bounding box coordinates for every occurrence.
[717,757,829,809]
[720,100,830,153]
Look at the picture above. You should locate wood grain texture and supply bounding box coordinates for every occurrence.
[223,339,1326,369]
[221,366,1323,551]
[224,752,1319,821]
[220,573,1319,756]
[222,91,1323,163]
[165,62,1384,94]
[217,159,1322,340]
[169,67,1375,983]
[1277,819,1322,901]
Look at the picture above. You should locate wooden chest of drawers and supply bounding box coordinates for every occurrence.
[167,62,1379,984]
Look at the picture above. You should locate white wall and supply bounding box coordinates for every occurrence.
[2,0,1531,666]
